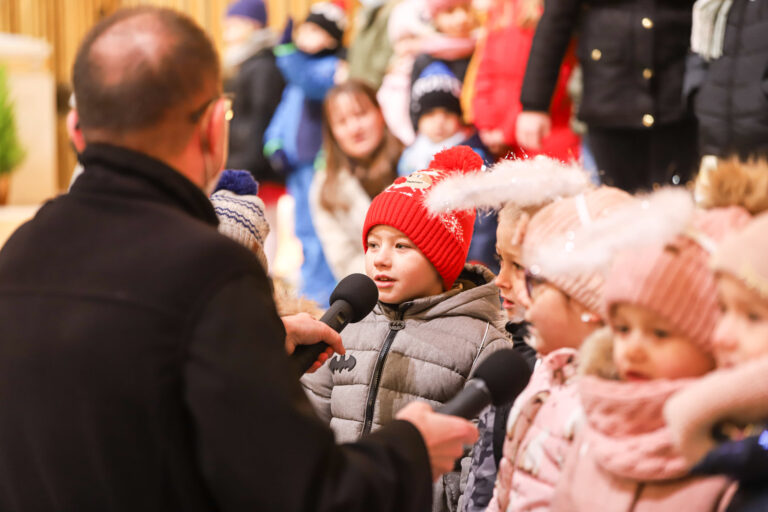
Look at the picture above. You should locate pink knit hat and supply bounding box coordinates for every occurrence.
[713,210,768,300]
[522,187,632,313]
[363,146,481,290]
[604,207,751,351]
[425,0,470,17]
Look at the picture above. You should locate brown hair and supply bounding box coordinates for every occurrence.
[73,7,220,136]
[319,80,402,212]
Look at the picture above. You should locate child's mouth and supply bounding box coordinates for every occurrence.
[623,370,650,382]
[374,275,395,287]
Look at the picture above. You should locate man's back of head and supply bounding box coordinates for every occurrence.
[72,7,221,157]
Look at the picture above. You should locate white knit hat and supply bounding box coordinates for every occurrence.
[211,170,270,271]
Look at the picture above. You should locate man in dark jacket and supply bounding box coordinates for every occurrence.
[0,7,476,512]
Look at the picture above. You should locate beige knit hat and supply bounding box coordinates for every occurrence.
[713,210,768,300]
[604,207,751,351]
[522,186,632,313]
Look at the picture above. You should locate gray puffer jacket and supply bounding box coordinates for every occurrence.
[302,264,511,512]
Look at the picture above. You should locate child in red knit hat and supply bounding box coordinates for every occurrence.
[302,146,513,512]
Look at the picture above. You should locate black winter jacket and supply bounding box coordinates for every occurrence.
[521,0,694,128]
[695,0,768,158]
[0,144,432,512]
[225,48,286,184]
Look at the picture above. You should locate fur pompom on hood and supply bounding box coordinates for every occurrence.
[577,326,619,380]
[695,156,768,215]
[424,156,590,215]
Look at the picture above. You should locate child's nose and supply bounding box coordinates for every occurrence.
[712,316,738,352]
[373,247,391,267]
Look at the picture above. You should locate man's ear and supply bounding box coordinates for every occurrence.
[66,109,86,154]
[203,98,230,167]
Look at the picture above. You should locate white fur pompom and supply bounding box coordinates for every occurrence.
[424,156,590,215]
[529,187,696,276]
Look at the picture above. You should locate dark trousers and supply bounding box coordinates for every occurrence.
[588,117,698,192]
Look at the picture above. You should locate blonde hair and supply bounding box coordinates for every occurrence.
[695,157,768,215]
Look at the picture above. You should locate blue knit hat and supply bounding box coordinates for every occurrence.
[227,0,268,26]
[211,170,271,270]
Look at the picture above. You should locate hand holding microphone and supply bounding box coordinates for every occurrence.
[397,349,532,480]
[289,273,379,375]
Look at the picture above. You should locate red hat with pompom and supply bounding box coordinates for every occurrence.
[363,146,481,290]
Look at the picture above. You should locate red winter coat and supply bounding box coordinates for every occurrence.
[472,0,580,161]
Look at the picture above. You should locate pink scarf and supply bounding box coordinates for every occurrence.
[579,376,693,481]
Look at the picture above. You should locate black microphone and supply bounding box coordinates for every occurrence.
[291,273,379,374]
[437,349,533,419]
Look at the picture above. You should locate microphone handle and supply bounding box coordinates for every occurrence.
[436,379,492,419]
[291,299,353,375]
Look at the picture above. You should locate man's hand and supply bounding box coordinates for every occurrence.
[396,402,479,481]
[516,111,551,151]
[282,313,345,373]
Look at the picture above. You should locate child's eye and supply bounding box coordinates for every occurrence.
[366,241,378,249]
[614,324,629,334]
[653,329,669,339]
[748,312,763,322]
[512,262,525,272]
[395,243,411,249]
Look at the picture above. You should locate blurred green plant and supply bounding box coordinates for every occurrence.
[0,65,25,176]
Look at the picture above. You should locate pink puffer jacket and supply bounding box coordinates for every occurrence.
[487,348,581,512]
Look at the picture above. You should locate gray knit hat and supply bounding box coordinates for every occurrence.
[211,170,270,271]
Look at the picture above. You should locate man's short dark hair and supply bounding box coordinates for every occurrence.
[73,7,220,134]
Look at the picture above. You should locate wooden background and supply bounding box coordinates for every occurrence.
[0,0,319,189]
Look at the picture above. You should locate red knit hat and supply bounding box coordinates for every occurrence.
[363,146,481,290]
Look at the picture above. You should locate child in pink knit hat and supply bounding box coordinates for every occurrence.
[549,206,752,512]
[487,186,633,512]
[664,211,768,512]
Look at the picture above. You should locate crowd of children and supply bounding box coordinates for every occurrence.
[217,1,768,511]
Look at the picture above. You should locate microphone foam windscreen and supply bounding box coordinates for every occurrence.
[329,273,379,322]
[473,349,533,406]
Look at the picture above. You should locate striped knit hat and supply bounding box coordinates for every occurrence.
[211,170,270,270]
[363,146,481,290]
[604,206,751,351]
[522,186,633,313]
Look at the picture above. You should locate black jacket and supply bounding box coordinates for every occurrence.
[695,0,768,158]
[225,48,286,184]
[521,0,693,128]
[0,144,431,512]
[693,430,768,512]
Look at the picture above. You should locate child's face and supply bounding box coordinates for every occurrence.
[434,4,474,38]
[494,216,528,321]
[611,303,715,381]
[713,274,768,368]
[327,92,385,160]
[223,16,263,47]
[295,22,337,54]
[365,225,444,304]
[418,108,462,144]
[524,278,597,355]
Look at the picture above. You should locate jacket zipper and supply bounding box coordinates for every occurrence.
[361,311,405,436]
[629,482,644,512]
